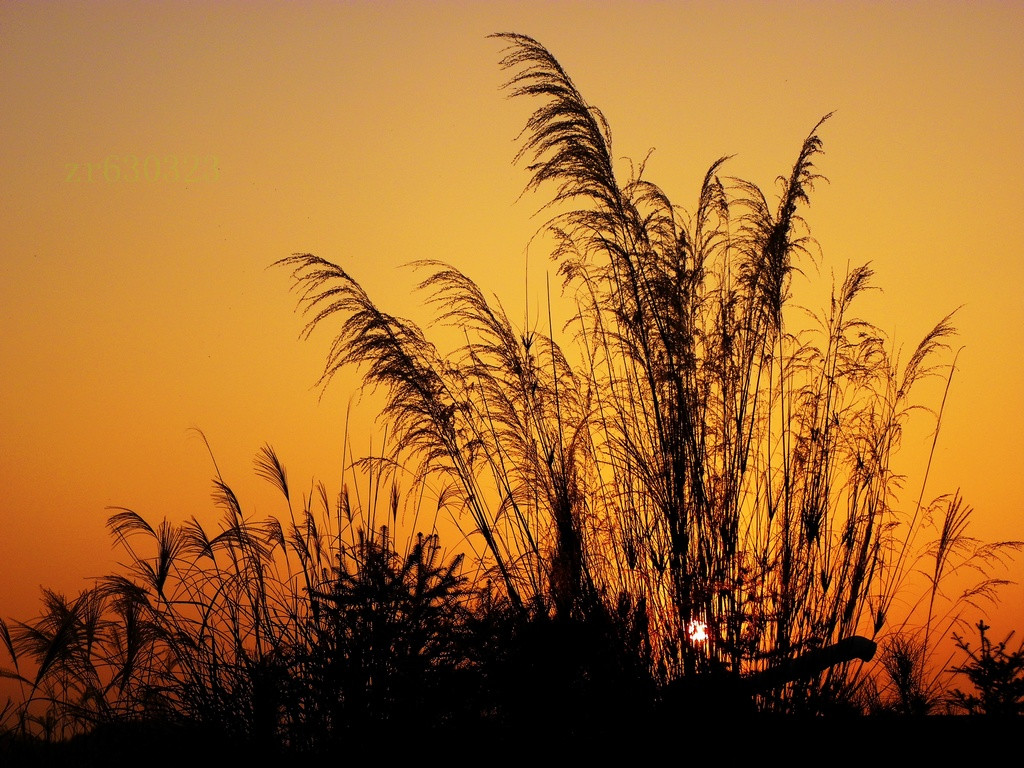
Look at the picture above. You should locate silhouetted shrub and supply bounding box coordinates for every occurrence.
[948,621,1024,716]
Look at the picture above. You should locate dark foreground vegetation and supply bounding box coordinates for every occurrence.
[3,34,1022,762]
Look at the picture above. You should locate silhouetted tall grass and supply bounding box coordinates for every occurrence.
[2,33,1021,752]
[1,437,487,750]
[275,32,1020,714]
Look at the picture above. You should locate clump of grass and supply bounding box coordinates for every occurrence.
[0,436,483,750]
[276,32,1019,715]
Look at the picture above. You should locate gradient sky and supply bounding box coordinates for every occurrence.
[2,1,1022,647]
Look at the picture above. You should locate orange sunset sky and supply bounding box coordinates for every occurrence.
[2,0,1023,645]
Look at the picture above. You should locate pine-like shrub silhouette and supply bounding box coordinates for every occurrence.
[947,621,1024,716]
